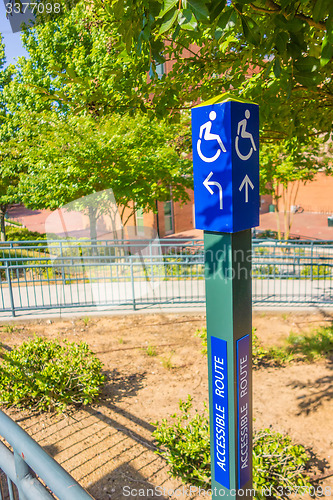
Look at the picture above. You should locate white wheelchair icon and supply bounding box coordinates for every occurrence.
[197,111,226,163]
[235,109,257,161]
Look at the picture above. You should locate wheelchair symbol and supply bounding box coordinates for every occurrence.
[235,109,257,161]
[197,111,226,163]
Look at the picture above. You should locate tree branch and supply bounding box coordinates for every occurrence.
[249,0,326,30]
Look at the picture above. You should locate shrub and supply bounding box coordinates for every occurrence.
[0,336,105,412]
[5,227,47,243]
[153,397,311,498]
[287,326,333,361]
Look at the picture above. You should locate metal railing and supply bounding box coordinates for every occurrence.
[0,238,332,316]
[0,410,93,500]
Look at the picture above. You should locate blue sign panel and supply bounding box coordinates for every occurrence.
[192,98,259,233]
[237,334,251,488]
[211,336,230,489]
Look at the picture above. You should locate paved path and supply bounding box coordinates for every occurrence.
[1,279,332,319]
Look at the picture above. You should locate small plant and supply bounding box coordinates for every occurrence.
[153,396,210,487]
[82,316,90,327]
[145,344,157,356]
[286,326,333,361]
[161,351,174,370]
[2,324,16,334]
[0,336,105,412]
[252,333,293,368]
[118,337,124,344]
[153,398,312,498]
[195,328,291,367]
[195,327,207,354]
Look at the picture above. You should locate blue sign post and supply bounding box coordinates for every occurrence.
[191,94,259,500]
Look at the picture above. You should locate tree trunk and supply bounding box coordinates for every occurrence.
[0,205,7,242]
[88,205,98,242]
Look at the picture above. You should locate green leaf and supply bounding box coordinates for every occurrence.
[159,9,178,35]
[187,0,209,20]
[66,66,77,79]
[178,9,198,30]
[158,0,178,19]
[273,57,281,77]
[217,7,235,30]
[275,31,289,55]
[321,36,333,66]
[313,0,329,23]
[241,15,260,46]
[294,56,320,73]
[208,0,226,22]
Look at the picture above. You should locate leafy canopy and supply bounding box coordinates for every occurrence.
[17,111,192,217]
[83,0,333,139]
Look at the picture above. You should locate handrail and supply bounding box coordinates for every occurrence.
[0,410,94,500]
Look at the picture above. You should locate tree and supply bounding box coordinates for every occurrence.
[16,111,192,238]
[0,38,28,241]
[260,136,332,239]
[7,2,150,118]
[80,0,333,138]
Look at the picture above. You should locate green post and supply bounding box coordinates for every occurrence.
[191,94,259,499]
[205,230,253,499]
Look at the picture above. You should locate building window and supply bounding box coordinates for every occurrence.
[164,199,174,234]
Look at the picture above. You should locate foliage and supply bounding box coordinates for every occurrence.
[153,396,211,487]
[16,111,192,225]
[87,0,333,139]
[145,344,157,356]
[8,2,149,117]
[153,396,311,497]
[286,326,333,361]
[253,429,311,499]
[0,38,27,241]
[0,336,105,412]
[5,227,47,242]
[194,326,208,355]
[259,138,331,239]
[251,332,292,368]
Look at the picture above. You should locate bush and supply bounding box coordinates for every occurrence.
[287,326,333,361]
[5,227,47,243]
[153,397,311,498]
[0,337,105,412]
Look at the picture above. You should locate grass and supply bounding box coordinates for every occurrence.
[161,351,174,370]
[82,316,90,327]
[145,344,157,357]
[286,326,333,361]
[2,324,16,334]
[195,325,333,367]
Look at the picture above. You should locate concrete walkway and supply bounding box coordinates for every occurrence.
[1,279,332,320]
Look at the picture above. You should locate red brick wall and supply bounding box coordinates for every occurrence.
[277,172,333,213]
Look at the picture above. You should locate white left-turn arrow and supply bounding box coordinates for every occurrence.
[203,171,223,210]
[239,174,254,203]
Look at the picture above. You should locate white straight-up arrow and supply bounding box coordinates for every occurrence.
[203,171,223,210]
[239,174,254,203]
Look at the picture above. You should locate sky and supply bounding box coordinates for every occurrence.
[0,1,29,66]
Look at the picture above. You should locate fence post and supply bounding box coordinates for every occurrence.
[150,240,154,285]
[130,256,136,310]
[5,260,15,317]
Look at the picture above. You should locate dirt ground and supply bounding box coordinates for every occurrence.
[0,311,333,500]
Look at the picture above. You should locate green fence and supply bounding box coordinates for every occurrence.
[0,238,332,316]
